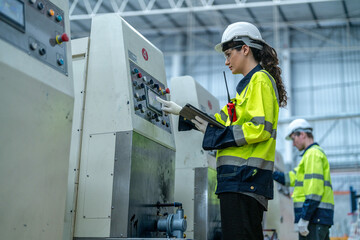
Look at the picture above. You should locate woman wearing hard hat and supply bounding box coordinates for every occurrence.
[157,22,287,240]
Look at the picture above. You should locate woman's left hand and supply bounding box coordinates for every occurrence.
[191,116,208,134]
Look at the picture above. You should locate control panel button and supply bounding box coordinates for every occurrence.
[55,15,63,22]
[48,9,55,16]
[134,93,139,99]
[57,58,64,66]
[165,88,170,94]
[29,42,38,50]
[132,68,139,74]
[39,48,46,56]
[155,115,160,122]
[37,2,44,10]
[132,81,138,87]
[56,33,69,45]
[141,95,146,101]
[142,76,147,82]
[136,83,145,89]
[135,104,143,111]
[147,79,154,85]
[29,0,36,4]
[137,73,142,78]
[161,120,166,125]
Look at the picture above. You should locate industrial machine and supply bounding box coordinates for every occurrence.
[170,76,222,239]
[69,14,186,239]
[0,0,73,240]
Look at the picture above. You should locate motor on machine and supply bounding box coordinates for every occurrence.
[0,0,73,239]
[68,14,186,239]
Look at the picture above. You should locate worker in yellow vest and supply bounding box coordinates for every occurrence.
[157,21,288,240]
[273,119,334,240]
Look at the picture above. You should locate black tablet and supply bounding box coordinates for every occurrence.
[179,103,225,129]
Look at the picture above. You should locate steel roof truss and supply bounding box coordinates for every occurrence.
[69,0,342,20]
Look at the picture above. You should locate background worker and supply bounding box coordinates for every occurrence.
[157,21,287,240]
[273,119,334,240]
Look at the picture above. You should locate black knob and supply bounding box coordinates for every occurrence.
[135,104,144,113]
[153,84,159,90]
[39,48,46,56]
[37,2,44,10]
[141,95,146,101]
[152,113,159,122]
[140,105,145,113]
[133,81,138,87]
[148,79,154,85]
[140,83,145,89]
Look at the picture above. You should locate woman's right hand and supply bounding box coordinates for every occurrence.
[156,96,182,115]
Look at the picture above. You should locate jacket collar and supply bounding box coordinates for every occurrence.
[236,64,263,95]
[300,142,319,156]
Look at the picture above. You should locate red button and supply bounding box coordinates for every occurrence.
[137,73,142,78]
[61,33,69,42]
[165,88,170,94]
[56,33,69,45]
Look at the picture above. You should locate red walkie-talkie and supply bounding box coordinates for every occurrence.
[223,72,237,123]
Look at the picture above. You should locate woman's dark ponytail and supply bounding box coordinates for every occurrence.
[252,42,288,107]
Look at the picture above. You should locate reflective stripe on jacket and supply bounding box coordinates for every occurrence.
[285,143,334,225]
[203,65,279,199]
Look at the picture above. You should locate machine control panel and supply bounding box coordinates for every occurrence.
[129,60,172,133]
[0,0,68,75]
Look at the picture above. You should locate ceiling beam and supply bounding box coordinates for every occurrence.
[307,2,321,28]
[70,0,341,20]
[136,17,360,36]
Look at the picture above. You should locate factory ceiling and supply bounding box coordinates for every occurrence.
[69,0,360,40]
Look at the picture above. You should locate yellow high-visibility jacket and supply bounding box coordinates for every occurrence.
[285,143,334,225]
[202,64,279,199]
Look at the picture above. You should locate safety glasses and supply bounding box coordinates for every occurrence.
[223,45,243,60]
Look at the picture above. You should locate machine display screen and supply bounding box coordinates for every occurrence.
[0,0,25,31]
[147,88,162,113]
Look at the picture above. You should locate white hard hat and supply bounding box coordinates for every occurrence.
[285,119,313,140]
[214,22,265,52]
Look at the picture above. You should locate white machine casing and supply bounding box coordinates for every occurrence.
[0,1,74,239]
[71,14,176,239]
[63,37,90,240]
[171,76,221,239]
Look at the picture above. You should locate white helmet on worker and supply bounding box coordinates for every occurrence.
[285,119,313,140]
[215,22,265,52]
